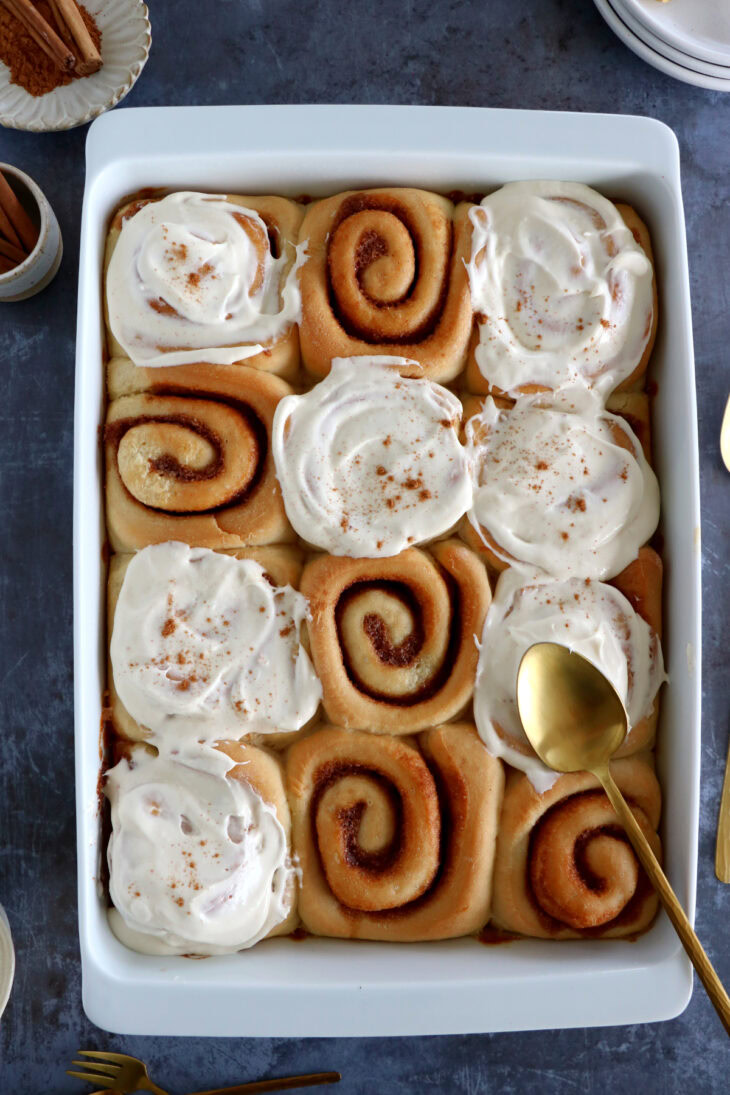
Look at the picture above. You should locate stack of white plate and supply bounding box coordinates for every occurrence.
[0,902,14,1019]
[594,0,730,91]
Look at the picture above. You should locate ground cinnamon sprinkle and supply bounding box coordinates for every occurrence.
[0,0,101,97]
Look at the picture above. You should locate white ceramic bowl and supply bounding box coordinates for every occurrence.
[0,0,151,132]
[0,163,62,302]
[75,105,700,1037]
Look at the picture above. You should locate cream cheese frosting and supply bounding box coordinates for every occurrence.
[467,181,654,397]
[271,356,472,557]
[474,568,666,791]
[106,748,292,954]
[110,542,321,742]
[465,392,660,579]
[107,192,304,367]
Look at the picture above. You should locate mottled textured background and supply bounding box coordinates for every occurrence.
[1,1,729,1092]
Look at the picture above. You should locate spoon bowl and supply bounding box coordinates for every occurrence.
[517,642,628,773]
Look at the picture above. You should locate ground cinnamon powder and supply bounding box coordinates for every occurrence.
[0,0,101,97]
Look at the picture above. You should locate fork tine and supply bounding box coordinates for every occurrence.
[78,1049,135,1064]
[66,1071,116,1089]
[71,1060,121,1077]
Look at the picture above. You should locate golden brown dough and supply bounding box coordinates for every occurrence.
[300,539,491,733]
[298,188,473,382]
[104,362,293,551]
[287,723,504,941]
[491,755,661,939]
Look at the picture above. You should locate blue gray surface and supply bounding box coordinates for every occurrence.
[0,1,729,1091]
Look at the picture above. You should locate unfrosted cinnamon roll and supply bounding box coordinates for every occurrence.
[461,389,659,579]
[107,543,321,748]
[473,548,666,791]
[491,757,661,939]
[287,723,504,941]
[465,182,657,398]
[300,539,490,733]
[272,356,472,557]
[104,362,292,551]
[106,740,297,955]
[105,192,304,379]
[298,188,473,382]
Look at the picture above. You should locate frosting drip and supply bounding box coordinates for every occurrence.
[467,181,654,396]
[110,542,321,742]
[106,748,291,954]
[465,392,660,579]
[474,569,666,791]
[272,356,472,556]
[107,192,304,367]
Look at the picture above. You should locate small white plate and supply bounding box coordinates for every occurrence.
[0,903,14,1019]
[621,0,730,67]
[594,0,730,91]
[612,0,730,78]
[0,0,150,132]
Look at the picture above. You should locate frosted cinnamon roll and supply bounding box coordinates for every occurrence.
[108,543,321,747]
[466,182,656,397]
[105,192,304,378]
[298,188,473,382]
[272,356,472,557]
[287,723,504,941]
[106,741,296,955]
[474,550,666,791]
[301,539,490,733]
[462,390,659,579]
[104,362,292,551]
[491,757,661,939]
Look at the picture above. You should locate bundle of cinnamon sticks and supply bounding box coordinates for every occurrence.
[0,170,39,275]
[0,0,101,76]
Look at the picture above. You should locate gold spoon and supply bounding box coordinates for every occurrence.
[517,641,730,1036]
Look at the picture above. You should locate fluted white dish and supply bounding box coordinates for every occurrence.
[0,0,150,132]
[594,0,730,91]
[0,903,14,1019]
[621,0,730,67]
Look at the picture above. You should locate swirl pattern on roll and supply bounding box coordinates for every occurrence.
[272,356,472,557]
[105,192,304,372]
[474,553,665,792]
[463,390,660,579]
[466,182,656,397]
[298,188,474,382]
[300,539,491,734]
[104,362,292,551]
[491,759,661,939]
[287,723,504,940]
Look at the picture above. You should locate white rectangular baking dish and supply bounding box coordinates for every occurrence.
[74,104,700,1037]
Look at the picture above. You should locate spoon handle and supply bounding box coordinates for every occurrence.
[715,742,730,882]
[597,766,730,1037]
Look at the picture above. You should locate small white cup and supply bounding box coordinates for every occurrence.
[0,163,63,302]
[0,902,14,1018]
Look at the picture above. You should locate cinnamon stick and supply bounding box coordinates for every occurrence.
[0,203,22,249]
[0,0,76,72]
[0,170,39,253]
[0,236,27,264]
[0,255,15,274]
[48,0,101,75]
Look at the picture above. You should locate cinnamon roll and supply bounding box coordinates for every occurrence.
[491,757,661,939]
[272,356,472,557]
[461,389,659,579]
[298,188,473,382]
[473,548,666,791]
[107,543,321,747]
[104,362,292,551]
[287,723,504,941]
[106,740,297,955]
[465,182,657,398]
[105,192,304,379]
[300,539,491,733]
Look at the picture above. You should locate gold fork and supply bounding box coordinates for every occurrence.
[67,1050,341,1095]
